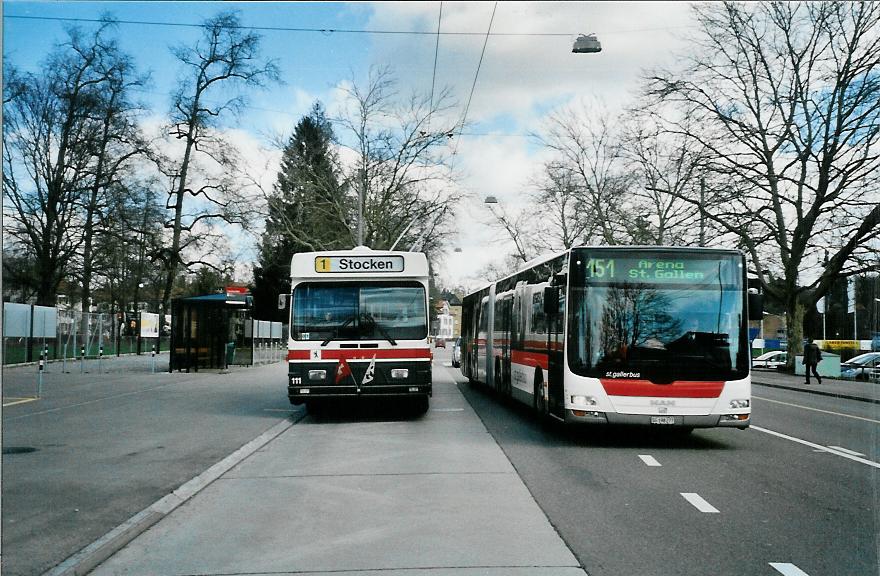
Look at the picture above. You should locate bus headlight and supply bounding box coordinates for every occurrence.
[391,369,409,379]
[729,399,750,409]
[571,395,598,406]
[308,370,326,381]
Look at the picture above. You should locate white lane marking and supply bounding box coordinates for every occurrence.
[769,562,811,576]
[753,395,880,424]
[681,493,719,513]
[431,408,465,412]
[827,445,865,457]
[638,455,661,467]
[752,425,880,469]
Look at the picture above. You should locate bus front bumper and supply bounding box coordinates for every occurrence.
[564,409,750,429]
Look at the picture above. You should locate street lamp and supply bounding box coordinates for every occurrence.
[572,34,602,53]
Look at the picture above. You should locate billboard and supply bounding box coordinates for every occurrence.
[140,312,160,338]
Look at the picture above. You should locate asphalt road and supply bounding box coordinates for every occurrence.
[448,361,879,576]
[2,355,299,576]
[3,351,877,575]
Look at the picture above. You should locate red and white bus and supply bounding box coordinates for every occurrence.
[460,246,762,430]
[286,247,432,412]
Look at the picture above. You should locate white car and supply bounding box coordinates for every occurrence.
[753,350,787,369]
[841,352,880,381]
[451,337,461,368]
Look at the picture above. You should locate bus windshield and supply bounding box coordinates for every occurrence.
[292,281,427,343]
[567,249,749,382]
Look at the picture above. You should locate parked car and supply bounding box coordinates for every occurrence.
[841,352,880,381]
[451,337,461,368]
[753,350,787,369]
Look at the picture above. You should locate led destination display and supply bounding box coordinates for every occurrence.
[578,253,740,285]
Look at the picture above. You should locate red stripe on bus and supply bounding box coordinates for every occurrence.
[288,348,431,361]
[511,350,549,370]
[601,379,724,398]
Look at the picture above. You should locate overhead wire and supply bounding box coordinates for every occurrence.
[3,13,692,37]
[451,1,497,168]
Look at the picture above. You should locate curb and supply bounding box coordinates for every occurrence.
[752,380,880,405]
[43,412,306,576]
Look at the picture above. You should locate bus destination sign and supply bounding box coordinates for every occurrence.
[583,255,737,284]
[315,255,405,274]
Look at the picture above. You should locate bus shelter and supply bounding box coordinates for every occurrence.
[169,291,252,372]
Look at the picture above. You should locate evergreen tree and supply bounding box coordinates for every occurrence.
[252,102,349,321]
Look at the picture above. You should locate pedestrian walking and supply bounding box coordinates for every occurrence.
[803,338,822,385]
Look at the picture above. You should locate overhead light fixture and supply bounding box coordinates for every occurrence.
[572,33,602,53]
[484,196,499,204]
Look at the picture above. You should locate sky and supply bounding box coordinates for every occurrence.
[2,1,697,292]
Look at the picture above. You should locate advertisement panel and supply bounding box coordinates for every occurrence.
[140,312,160,338]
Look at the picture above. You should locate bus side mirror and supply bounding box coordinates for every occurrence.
[278,294,288,310]
[747,291,763,321]
[543,286,559,316]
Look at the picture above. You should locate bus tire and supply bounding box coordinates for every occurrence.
[533,371,547,417]
[413,395,429,415]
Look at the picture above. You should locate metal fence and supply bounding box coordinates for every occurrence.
[3,304,169,366]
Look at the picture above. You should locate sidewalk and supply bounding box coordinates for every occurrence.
[79,364,585,575]
[751,368,880,404]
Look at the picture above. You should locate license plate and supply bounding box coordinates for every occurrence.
[651,416,676,425]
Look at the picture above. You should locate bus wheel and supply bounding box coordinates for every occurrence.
[413,395,429,415]
[534,374,547,417]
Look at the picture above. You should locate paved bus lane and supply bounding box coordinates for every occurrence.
[90,355,585,575]
[455,366,879,576]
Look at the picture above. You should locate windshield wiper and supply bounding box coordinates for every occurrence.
[321,315,357,347]
[361,312,397,346]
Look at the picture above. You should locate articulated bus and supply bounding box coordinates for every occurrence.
[460,246,763,430]
[286,247,432,412]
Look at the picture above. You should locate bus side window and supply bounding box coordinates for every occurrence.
[532,292,546,335]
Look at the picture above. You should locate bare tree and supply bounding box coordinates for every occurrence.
[646,1,880,359]
[336,66,462,258]
[2,22,118,306]
[159,11,279,311]
[619,111,713,246]
[535,99,633,245]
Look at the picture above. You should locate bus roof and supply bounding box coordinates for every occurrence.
[290,246,429,281]
[466,245,745,295]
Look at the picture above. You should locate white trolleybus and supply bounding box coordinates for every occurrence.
[286,247,432,413]
[460,246,763,430]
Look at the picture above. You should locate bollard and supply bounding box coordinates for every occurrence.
[151,345,156,374]
[43,344,50,373]
[99,346,104,373]
[80,346,85,374]
[38,352,44,398]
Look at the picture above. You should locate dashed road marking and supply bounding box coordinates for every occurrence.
[681,492,719,513]
[769,562,811,576]
[638,455,661,467]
